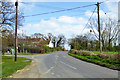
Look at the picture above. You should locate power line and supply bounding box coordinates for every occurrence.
[89,22,99,40]
[88,14,99,40]
[99,5,111,19]
[23,3,97,17]
[24,13,86,23]
[21,2,65,10]
[83,0,110,40]
[21,2,88,12]
[80,7,96,34]
[22,1,109,17]
[87,0,110,40]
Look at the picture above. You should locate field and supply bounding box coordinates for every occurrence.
[2,56,32,78]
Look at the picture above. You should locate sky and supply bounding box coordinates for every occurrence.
[14,0,118,50]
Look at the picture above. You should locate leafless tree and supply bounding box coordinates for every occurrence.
[1,0,24,30]
[88,17,120,51]
[56,34,66,48]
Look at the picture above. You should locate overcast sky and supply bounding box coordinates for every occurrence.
[15,0,118,49]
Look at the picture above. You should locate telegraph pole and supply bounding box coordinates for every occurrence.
[97,2,102,53]
[15,0,18,61]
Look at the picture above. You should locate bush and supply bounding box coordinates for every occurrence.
[70,49,94,56]
[55,47,61,51]
[81,51,94,56]
[97,53,120,61]
[70,49,120,61]
[112,53,120,61]
[97,53,108,59]
[43,45,51,52]
[20,45,63,54]
[70,49,77,54]
[2,49,6,55]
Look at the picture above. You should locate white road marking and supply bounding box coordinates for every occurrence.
[45,66,54,74]
[51,73,54,75]
[32,56,34,59]
[41,66,54,76]
[60,61,77,70]
[57,75,61,77]
[55,55,59,57]
[63,56,66,58]
[55,55,59,59]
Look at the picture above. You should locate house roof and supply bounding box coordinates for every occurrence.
[18,38,50,45]
[18,38,43,42]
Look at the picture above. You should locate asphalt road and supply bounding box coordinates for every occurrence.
[9,51,118,78]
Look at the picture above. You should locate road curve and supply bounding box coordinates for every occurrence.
[9,51,118,78]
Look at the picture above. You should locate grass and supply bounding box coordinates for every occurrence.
[68,52,120,70]
[89,51,118,54]
[2,56,32,78]
[4,51,60,55]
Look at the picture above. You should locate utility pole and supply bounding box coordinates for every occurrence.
[97,2,102,53]
[15,0,18,61]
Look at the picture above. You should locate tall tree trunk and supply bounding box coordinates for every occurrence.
[108,39,111,51]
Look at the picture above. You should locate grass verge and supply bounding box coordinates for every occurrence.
[68,52,120,70]
[2,56,32,78]
[4,51,61,55]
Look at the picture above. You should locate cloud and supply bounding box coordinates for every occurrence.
[85,2,118,20]
[21,4,35,11]
[85,10,108,19]
[105,1,118,20]
[19,16,91,38]
[6,0,119,2]
[18,2,118,39]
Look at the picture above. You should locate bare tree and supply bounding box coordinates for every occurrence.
[56,34,66,48]
[1,0,24,30]
[32,33,44,39]
[104,18,120,50]
[45,33,66,48]
[1,0,24,55]
[46,33,54,41]
[89,17,120,51]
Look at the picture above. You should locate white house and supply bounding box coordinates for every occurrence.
[48,40,54,48]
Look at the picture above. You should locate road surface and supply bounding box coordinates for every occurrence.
[8,51,118,78]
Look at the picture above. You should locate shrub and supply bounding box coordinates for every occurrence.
[112,53,120,61]
[81,51,94,56]
[70,49,94,56]
[97,53,120,61]
[55,47,61,51]
[97,53,108,59]
[70,49,77,54]
[70,49,120,61]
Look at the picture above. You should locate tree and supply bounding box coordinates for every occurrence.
[2,31,8,55]
[46,33,54,41]
[1,0,24,30]
[52,36,56,48]
[1,0,24,55]
[69,35,89,50]
[43,33,56,47]
[32,33,44,39]
[89,17,120,51]
[56,35,66,48]
[104,18,120,51]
